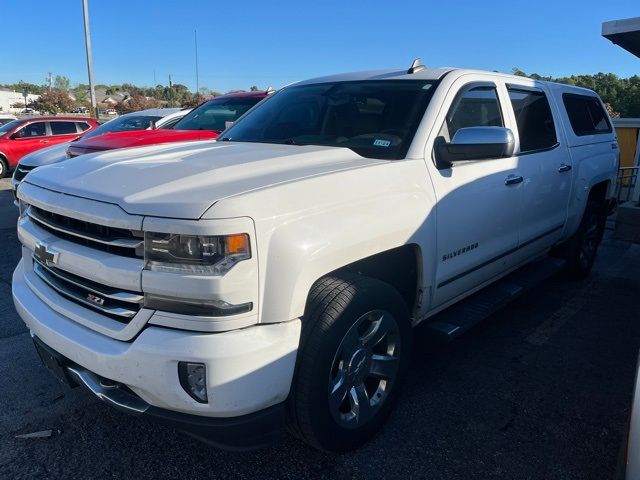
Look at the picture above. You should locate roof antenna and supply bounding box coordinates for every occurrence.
[408,58,426,74]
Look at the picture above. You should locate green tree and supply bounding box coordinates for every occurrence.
[53,75,70,92]
[72,84,88,105]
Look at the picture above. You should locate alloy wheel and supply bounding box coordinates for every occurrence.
[328,310,401,429]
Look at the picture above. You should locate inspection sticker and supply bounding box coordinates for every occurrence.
[373,139,391,147]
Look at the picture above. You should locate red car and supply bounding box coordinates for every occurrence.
[67,91,270,158]
[0,116,99,177]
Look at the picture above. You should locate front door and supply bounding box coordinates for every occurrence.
[427,78,523,308]
[10,121,49,164]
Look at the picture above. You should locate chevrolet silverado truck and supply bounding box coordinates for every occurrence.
[12,61,618,452]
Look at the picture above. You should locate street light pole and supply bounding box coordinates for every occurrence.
[82,0,97,119]
[194,29,200,95]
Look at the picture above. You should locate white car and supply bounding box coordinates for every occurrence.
[0,114,17,126]
[11,108,190,192]
[12,62,618,452]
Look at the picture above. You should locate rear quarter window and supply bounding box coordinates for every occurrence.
[562,93,612,136]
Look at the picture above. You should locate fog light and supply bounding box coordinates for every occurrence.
[178,362,208,403]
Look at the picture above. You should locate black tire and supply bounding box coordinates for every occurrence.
[564,201,606,279]
[0,157,7,179]
[287,273,411,452]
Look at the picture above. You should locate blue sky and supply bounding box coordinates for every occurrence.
[0,0,638,93]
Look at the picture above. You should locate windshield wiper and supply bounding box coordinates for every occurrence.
[219,137,231,141]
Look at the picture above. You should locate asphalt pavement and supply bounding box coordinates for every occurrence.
[1,176,639,479]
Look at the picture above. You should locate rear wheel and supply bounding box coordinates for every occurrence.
[287,274,411,452]
[564,201,606,279]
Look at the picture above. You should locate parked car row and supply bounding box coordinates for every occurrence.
[7,91,271,190]
[10,107,187,188]
[11,63,619,453]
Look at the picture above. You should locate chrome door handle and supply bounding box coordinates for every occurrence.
[505,175,523,186]
[558,163,572,173]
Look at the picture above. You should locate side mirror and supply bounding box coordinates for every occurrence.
[435,126,515,169]
[10,130,24,140]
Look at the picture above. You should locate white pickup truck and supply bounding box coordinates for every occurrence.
[12,62,618,452]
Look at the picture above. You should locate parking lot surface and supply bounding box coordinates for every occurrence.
[1,176,639,479]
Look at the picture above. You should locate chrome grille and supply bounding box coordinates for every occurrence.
[32,257,142,322]
[28,206,143,258]
[14,165,35,182]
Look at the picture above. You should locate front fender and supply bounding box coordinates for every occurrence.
[208,160,437,325]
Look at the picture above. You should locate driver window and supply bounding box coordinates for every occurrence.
[438,86,503,142]
[20,122,47,138]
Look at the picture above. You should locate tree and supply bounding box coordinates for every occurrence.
[181,94,207,108]
[250,85,259,91]
[115,95,160,114]
[54,75,70,92]
[32,89,74,114]
[72,84,88,105]
[511,68,640,117]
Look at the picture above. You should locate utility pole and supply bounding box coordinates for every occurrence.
[168,74,173,105]
[194,29,200,95]
[82,0,97,118]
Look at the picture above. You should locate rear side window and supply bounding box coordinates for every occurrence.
[507,87,557,153]
[75,122,91,132]
[50,121,78,135]
[562,94,612,136]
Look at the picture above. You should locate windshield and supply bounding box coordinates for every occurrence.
[0,119,22,134]
[173,96,263,131]
[81,115,162,139]
[221,80,438,160]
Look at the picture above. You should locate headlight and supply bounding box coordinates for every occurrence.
[144,232,251,276]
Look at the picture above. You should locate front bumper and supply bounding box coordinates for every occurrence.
[12,259,301,420]
[32,335,286,450]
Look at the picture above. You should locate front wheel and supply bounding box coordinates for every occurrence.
[287,274,412,452]
[0,158,8,179]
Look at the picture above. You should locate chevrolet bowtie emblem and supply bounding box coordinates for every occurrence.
[34,242,59,266]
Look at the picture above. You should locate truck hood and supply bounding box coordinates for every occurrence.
[19,142,70,167]
[24,141,382,219]
[67,129,218,156]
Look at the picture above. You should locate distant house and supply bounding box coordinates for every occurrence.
[95,88,130,105]
[0,88,40,113]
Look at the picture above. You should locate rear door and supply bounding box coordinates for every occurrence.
[428,76,523,308]
[504,82,571,260]
[48,121,84,146]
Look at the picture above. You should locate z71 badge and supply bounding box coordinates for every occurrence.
[442,242,478,262]
[86,293,105,306]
